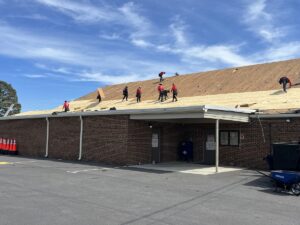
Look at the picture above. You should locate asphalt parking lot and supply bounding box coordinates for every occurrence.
[0,156,299,225]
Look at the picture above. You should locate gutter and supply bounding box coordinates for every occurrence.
[0,105,255,121]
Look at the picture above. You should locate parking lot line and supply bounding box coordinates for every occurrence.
[66,168,109,174]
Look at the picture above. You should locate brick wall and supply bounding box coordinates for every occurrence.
[0,119,46,157]
[127,120,152,164]
[82,116,129,165]
[1,115,300,169]
[48,117,80,160]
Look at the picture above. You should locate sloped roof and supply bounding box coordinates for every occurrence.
[79,58,300,101]
[17,58,300,116]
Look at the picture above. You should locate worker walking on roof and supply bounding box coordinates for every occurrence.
[157,84,164,101]
[171,83,178,102]
[136,87,142,103]
[97,91,102,103]
[157,83,164,102]
[62,100,70,112]
[122,86,128,101]
[158,72,165,82]
[279,76,292,93]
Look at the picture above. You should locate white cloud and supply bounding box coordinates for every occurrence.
[119,2,152,37]
[131,39,153,48]
[183,45,253,66]
[24,74,47,78]
[256,42,300,62]
[74,72,147,84]
[246,0,271,21]
[36,0,154,50]
[99,33,121,40]
[244,0,286,43]
[169,16,188,47]
[35,0,117,23]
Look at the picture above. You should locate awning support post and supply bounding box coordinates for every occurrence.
[215,119,219,173]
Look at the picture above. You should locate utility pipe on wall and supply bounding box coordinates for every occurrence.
[215,119,219,173]
[45,117,49,158]
[78,116,83,160]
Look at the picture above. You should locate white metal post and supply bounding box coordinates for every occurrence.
[215,119,219,173]
[45,117,49,158]
[78,116,83,160]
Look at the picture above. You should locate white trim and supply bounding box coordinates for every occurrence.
[0,105,255,121]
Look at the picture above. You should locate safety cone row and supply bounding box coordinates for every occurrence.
[0,138,17,155]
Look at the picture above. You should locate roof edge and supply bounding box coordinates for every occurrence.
[0,105,255,121]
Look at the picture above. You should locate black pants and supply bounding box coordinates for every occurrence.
[136,94,141,102]
[122,94,128,101]
[173,93,177,101]
[283,81,287,92]
[159,76,163,82]
[159,92,164,102]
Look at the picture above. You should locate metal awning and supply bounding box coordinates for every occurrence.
[130,105,255,123]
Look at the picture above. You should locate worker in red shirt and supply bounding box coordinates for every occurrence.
[158,72,165,82]
[171,83,178,102]
[136,87,142,103]
[157,83,164,101]
[62,100,70,112]
[157,83,165,102]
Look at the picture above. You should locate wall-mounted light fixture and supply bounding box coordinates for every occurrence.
[286,119,291,123]
[148,122,153,129]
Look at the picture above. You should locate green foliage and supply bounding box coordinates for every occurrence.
[0,81,21,116]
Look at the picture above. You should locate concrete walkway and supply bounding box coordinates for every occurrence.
[129,162,243,175]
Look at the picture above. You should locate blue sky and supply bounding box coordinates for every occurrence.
[0,0,300,112]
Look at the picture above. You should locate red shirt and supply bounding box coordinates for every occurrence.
[63,102,69,109]
[136,88,142,94]
[171,84,177,92]
[159,72,165,76]
[157,85,164,92]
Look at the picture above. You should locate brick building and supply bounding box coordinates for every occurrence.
[2,58,300,169]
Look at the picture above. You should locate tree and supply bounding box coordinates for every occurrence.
[0,81,21,117]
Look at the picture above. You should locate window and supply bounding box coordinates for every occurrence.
[220,131,239,146]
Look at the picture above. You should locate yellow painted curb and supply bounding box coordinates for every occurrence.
[0,162,12,165]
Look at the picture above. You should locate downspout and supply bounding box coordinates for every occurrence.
[78,116,83,160]
[45,117,49,158]
[215,119,219,173]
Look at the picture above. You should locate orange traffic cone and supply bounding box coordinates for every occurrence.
[7,139,12,155]
[11,139,17,155]
[8,139,13,155]
[2,138,7,154]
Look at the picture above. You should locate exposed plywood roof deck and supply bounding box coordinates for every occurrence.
[17,58,300,116]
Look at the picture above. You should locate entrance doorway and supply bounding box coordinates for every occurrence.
[204,132,216,165]
[151,129,161,163]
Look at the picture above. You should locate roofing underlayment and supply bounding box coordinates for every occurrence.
[17,58,300,116]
